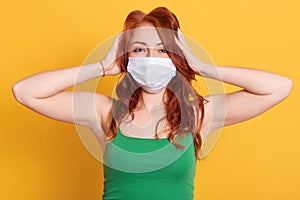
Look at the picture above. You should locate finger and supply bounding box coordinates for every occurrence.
[112,32,123,49]
[174,36,185,51]
[175,34,191,54]
[105,32,123,65]
[178,28,183,35]
[175,36,190,59]
[178,30,193,53]
[177,28,188,46]
[174,35,180,45]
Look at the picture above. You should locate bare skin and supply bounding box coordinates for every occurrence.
[12,23,293,151]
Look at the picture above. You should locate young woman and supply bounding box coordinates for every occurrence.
[12,7,292,200]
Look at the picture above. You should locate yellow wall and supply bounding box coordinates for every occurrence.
[2,0,299,199]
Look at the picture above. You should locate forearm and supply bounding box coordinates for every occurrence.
[13,62,103,101]
[200,64,292,95]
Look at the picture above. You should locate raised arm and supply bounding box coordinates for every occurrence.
[175,29,293,134]
[12,33,122,132]
[201,64,293,129]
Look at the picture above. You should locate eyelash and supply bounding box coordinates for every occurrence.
[133,48,144,52]
[132,48,168,53]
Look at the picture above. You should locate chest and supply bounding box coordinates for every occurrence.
[103,128,196,175]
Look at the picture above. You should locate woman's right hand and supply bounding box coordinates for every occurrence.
[101,32,123,76]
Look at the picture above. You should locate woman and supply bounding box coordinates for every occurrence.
[12,7,292,200]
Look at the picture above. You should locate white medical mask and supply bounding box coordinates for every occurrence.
[127,57,176,92]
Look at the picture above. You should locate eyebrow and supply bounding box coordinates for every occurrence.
[129,41,163,46]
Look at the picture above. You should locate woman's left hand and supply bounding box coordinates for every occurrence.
[175,29,206,76]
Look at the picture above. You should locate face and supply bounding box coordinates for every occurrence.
[127,23,170,58]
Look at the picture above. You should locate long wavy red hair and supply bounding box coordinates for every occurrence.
[107,7,207,159]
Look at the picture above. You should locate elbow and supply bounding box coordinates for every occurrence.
[277,77,293,100]
[12,82,27,104]
[282,77,293,98]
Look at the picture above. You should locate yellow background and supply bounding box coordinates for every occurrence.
[1,0,299,199]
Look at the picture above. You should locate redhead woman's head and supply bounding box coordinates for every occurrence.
[109,7,206,159]
[116,7,194,81]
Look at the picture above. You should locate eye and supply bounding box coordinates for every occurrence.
[133,48,144,52]
[159,49,168,53]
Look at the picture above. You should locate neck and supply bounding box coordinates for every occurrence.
[139,88,166,110]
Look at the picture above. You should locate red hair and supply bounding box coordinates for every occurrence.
[107,7,207,159]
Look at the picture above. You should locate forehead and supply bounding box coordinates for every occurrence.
[128,27,162,47]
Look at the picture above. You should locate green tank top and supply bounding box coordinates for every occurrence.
[102,127,196,200]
